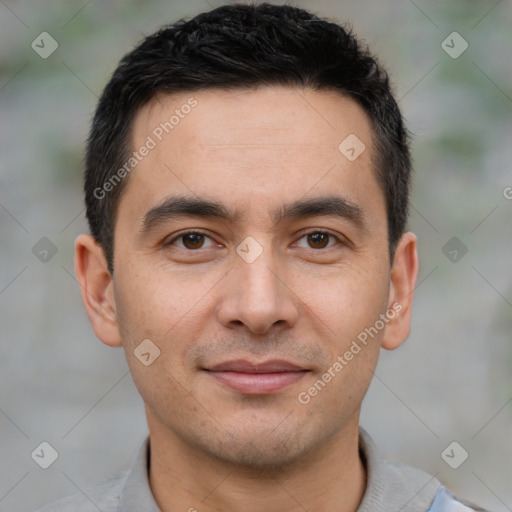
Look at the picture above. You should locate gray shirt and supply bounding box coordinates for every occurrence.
[35,427,484,511]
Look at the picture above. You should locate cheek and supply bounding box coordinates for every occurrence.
[113,263,216,371]
[302,261,389,335]
[307,275,386,403]
[113,264,180,352]
[116,256,186,314]
[113,269,196,406]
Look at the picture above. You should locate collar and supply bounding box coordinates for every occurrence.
[117,435,160,511]
[117,427,441,511]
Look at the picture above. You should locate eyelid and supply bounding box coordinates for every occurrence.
[293,229,346,249]
[164,229,217,248]
[164,228,347,250]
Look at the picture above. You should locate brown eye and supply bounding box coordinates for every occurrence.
[296,231,339,250]
[166,231,215,250]
[307,232,330,249]
[181,233,205,249]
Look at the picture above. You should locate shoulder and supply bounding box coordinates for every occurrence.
[357,428,489,512]
[428,485,491,512]
[357,427,442,511]
[34,470,128,512]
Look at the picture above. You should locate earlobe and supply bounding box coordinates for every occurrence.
[74,234,123,347]
[381,232,419,351]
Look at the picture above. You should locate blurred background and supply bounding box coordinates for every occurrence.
[1,0,511,510]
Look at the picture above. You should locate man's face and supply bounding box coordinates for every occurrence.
[111,86,393,467]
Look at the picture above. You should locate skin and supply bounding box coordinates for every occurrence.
[75,86,419,512]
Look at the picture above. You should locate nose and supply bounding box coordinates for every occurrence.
[215,244,300,335]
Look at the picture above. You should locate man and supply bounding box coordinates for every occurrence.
[37,3,488,511]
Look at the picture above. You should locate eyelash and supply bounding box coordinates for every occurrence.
[165,229,343,251]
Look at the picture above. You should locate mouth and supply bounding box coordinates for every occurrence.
[203,359,310,395]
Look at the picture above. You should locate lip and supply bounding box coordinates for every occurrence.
[204,359,309,395]
[208,359,306,373]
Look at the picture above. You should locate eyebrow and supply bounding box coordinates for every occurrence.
[140,194,366,235]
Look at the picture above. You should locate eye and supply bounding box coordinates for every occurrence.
[165,231,217,250]
[164,229,343,252]
[295,230,341,250]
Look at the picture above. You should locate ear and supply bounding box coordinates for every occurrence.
[381,231,419,351]
[74,234,123,347]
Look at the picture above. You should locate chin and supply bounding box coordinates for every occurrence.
[191,420,320,471]
[211,437,304,470]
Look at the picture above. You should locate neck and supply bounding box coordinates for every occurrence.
[147,410,366,512]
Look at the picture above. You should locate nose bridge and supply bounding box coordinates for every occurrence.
[236,237,282,311]
[240,243,279,299]
[216,236,299,333]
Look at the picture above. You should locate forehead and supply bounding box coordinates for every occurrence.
[118,86,383,230]
[135,86,372,151]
